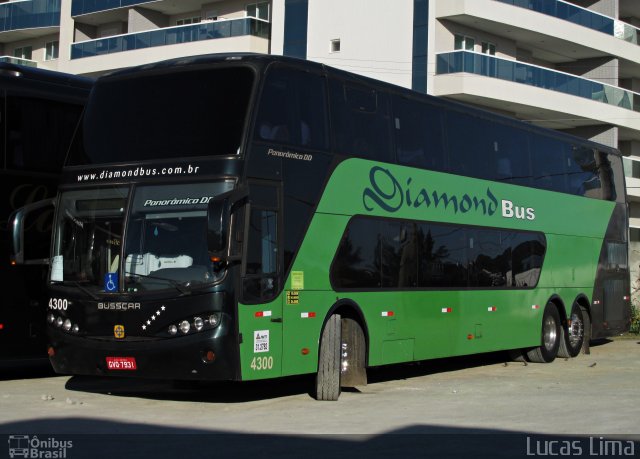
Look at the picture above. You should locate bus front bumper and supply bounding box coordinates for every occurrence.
[47,327,240,381]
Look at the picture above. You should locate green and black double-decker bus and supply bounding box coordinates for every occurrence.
[16,54,628,399]
[1,63,91,363]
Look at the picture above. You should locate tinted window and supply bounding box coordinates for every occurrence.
[468,229,509,287]
[605,153,624,203]
[72,67,254,165]
[509,232,545,287]
[332,217,545,290]
[393,95,445,171]
[420,224,468,288]
[445,111,498,180]
[6,96,83,172]
[567,147,596,196]
[486,124,532,187]
[332,218,381,288]
[330,78,392,161]
[531,136,569,192]
[243,184,280,302]
[254,65,328,150]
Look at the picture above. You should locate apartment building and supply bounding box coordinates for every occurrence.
[0,0,270,75]
[1,0,640,280]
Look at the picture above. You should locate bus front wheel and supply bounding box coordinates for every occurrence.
[315,314,341,401]
[526,303,561,363]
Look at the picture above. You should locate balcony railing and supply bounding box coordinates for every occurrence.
[70,17,270,60]
[0,0,60,33]
[71,0,157,17]
[0,55,37,67]
[436,51,640,113]
[495,0,640,47]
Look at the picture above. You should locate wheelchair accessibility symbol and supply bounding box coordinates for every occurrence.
[104,273,119,292]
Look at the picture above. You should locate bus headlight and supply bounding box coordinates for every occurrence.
[165,313,222,337]
[208,314,220,327]
[55,317,64,328]
[47,314,55,324]
[63,319,72,331]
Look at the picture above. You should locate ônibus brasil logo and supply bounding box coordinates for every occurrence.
[8,435,73,458]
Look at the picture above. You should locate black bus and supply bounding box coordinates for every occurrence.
[1,63,92,362]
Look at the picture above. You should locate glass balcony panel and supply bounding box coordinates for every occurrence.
[0,0,60,32]
[71,18,270,59]
[72,0,156,16]
[0,56,37,67]
[436,51,640,113]
[149,29,165,47]
[135,32,150,50]
[495,0,614,34]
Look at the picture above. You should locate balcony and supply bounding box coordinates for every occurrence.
[0,55,37,67]
[70,17,270,60]
[436,51,639,113]
[495,0,639,46]
[71,0,157,17]
[0,0,60,34]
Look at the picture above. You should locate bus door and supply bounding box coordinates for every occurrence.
[240,181,283,377]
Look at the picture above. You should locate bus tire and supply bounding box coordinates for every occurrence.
[526,303,561,363]
[315,314,341,401]
[558,304,587,358]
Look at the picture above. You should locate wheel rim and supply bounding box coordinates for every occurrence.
[543,315,558,351]
[340,342,349,374]
[568,311,584,348]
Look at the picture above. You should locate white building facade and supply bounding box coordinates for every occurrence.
[1,0,640,279]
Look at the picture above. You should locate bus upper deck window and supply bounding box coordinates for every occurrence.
[255,66,328,150]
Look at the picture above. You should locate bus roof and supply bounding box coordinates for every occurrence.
[97,53,621,158]
[0,62,94,90]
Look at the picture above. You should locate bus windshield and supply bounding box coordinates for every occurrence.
[52,182,234,293]
[123,182,233,292]
[52,186,127,289]
[69,66,255,165]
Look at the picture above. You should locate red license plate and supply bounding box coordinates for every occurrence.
[106,357,137,370]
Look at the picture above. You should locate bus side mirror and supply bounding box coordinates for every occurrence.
[207,197,230,259]
[207,188,248,262]
[9,198,55,266]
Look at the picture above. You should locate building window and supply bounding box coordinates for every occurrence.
[45,41,59,61]
[176,17,201,26]
[454,34,475,51]
[247,2,269,20]
[330,39,341,53]
[283,0,308,59]
[624,158,640,179]
[482,41,496,55]
[204,10,218,21]
[14,46,32,60]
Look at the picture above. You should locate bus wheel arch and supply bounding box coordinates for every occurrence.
[558,295,591,358]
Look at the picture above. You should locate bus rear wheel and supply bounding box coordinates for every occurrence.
[558,304,587,358]
[526,303,561,363]
[315,314,341,401]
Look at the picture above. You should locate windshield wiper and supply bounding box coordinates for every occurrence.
[125,272,193,295]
